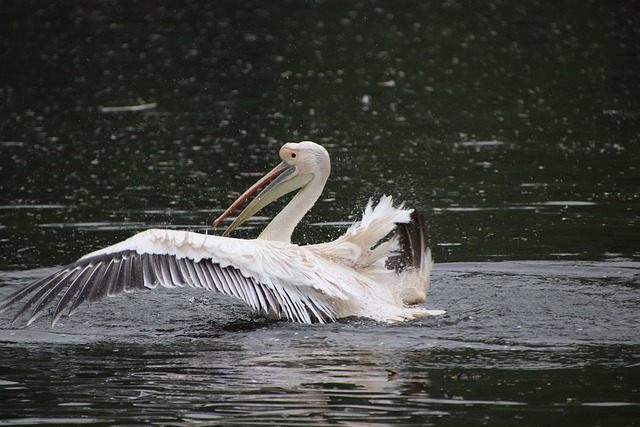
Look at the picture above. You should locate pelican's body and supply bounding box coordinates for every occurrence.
[0,141,443,325]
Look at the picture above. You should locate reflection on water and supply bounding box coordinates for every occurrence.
[1,0,639,425]
[1,261,639,425]
[1,328,639,426]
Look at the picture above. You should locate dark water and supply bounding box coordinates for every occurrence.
[1,1,639,425]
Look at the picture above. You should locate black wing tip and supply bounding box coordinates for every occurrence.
[386,208,429,273]
[0,251,142,327]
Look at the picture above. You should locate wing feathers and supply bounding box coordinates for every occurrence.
[56,264,100,320]
[19,268,81,325]
[142,254,157,289]
[123,253,145,294]
[0,269,67,316]
[1,249,336,326]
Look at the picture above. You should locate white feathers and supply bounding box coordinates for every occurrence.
[310,195,411,266]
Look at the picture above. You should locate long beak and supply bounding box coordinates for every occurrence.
[212,161,311,236]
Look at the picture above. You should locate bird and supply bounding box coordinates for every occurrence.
[0,141,444,326]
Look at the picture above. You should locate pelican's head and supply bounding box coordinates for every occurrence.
[213,141,330,236]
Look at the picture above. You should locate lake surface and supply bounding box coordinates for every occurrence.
[1,0,638,425]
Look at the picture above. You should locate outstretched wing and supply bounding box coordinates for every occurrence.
[0,229,341,326]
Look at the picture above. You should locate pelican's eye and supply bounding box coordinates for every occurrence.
[290,152,297,158]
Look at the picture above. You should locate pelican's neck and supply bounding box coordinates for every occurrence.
[258,173,327,242]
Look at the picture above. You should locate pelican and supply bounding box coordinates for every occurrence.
[0,141,444,326]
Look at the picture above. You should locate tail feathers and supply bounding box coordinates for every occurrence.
[386,210,429,273]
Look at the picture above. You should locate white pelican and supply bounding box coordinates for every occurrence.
[0,141,444,326]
